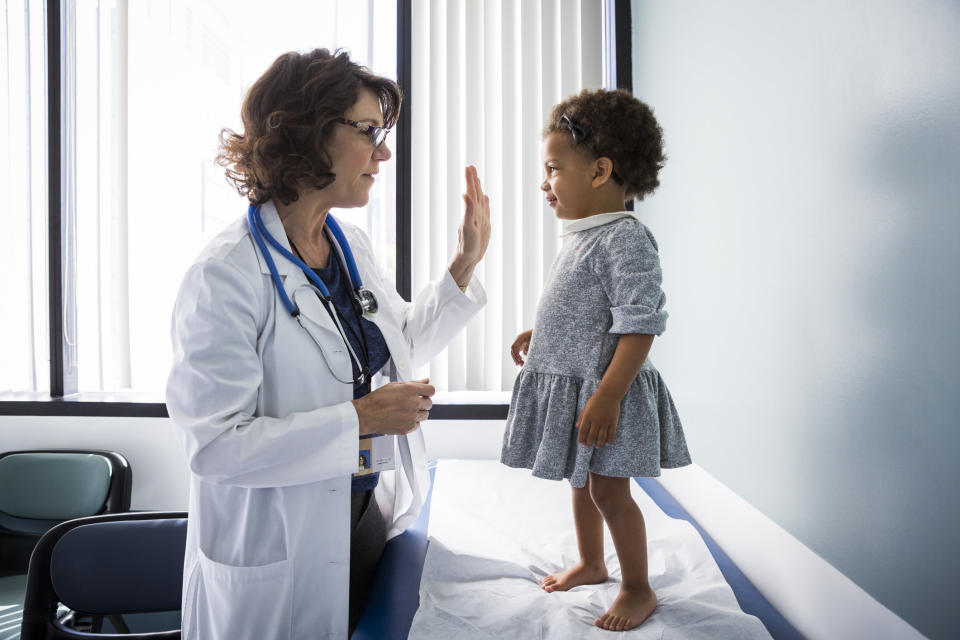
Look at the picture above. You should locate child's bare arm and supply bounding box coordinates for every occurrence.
[596,334,654,399]
[577,334,655,447]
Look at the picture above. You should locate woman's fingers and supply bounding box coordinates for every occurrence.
[465,165,478,204]
[473,166,483,202]
[464,165,490,216]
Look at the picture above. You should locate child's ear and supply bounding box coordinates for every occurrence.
[591,157,615,188]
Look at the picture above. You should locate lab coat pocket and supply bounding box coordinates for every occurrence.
[193,548,293,640]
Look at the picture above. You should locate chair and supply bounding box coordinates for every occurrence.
[20,512,187,640]
[0,450,132,640]
[0,450,132,563]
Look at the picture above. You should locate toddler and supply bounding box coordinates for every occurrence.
[501,89,692,632]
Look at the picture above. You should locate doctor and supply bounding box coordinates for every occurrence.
[166,48,490,639]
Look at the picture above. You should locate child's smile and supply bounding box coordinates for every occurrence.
[540,132,596,220]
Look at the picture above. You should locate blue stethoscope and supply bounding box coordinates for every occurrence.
[247,203,379,386]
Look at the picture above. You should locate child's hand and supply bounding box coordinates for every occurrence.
[510,330,533,365]
[576,389,622,448]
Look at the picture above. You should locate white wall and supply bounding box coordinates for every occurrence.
[0,415,505,512]
[0,416,189,511]
[630,1,960,638]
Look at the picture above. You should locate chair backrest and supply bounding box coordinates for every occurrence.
[20,511,187,640]
[0,450,132,537]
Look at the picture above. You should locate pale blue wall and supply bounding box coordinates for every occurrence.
[630,1,960,638]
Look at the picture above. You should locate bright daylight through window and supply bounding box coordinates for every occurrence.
[0,0,48,394]
[64,0,397,393]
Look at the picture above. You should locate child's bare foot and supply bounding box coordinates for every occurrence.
[595,586,657,631]
[540,561,608,592]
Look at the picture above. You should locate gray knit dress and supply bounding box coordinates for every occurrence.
[501,213,691,488]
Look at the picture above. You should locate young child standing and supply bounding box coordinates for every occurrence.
[501,89,692,632]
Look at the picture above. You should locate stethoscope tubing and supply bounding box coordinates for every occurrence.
[247,203,376,386]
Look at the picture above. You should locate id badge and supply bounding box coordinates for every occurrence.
[356,434,396,476]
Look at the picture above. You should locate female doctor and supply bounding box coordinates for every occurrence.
[165,48,490,639]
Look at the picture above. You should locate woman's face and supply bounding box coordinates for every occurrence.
[325,89,392,208]
[540,132,595,220]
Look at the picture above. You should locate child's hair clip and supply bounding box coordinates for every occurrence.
[559,113,590,143]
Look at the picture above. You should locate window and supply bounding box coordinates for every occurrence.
[2,0,624,408]
[410,0,606,393]
[0,0,49,393]
[66,0,397,392]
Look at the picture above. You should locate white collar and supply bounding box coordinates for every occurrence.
[561,211,640,236]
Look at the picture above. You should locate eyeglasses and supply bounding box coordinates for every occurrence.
[558,113,624,186]
[336,117,390,148]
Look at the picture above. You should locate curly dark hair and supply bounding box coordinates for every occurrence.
[544,89,666,200]
[217,48,402,205]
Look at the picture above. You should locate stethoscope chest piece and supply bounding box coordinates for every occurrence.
[358,288,378,315]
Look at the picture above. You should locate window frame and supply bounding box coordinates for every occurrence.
[0,0,632,420]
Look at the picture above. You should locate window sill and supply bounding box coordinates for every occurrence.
[0,391,510,419]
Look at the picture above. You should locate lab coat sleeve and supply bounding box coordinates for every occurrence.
[166,257,358,489]
[350,228,487,369]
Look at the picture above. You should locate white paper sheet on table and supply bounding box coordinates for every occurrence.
[408,460,772,640]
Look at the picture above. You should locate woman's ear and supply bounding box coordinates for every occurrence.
[591,157,615,188]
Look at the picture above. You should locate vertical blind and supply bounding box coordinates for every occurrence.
[57,0,396,393]
[0,0,49,393]
[411,0,605,393]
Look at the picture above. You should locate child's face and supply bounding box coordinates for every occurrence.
[540,132,597,220]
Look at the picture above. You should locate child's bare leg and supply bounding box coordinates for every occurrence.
[541,475,609,592]
[588,472,657,631]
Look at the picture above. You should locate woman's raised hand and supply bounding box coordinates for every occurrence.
[510,329,533,366]
[456,165,491,266]
[351,378,435,436]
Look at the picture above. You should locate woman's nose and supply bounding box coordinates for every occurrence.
[540,179,549,192]
[376,142,392,161]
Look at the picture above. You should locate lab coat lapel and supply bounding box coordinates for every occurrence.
[291,280,345,344]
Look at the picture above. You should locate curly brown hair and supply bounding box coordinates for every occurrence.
[544,89,666,200]
[217,48,402,205]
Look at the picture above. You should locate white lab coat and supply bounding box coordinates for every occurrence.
[166,201,485,639]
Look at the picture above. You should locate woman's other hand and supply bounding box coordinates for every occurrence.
[352,378,435,436]
[510,329,533,366]
[449,165,491,288]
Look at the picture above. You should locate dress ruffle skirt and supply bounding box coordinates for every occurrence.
[500,366,692,489]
